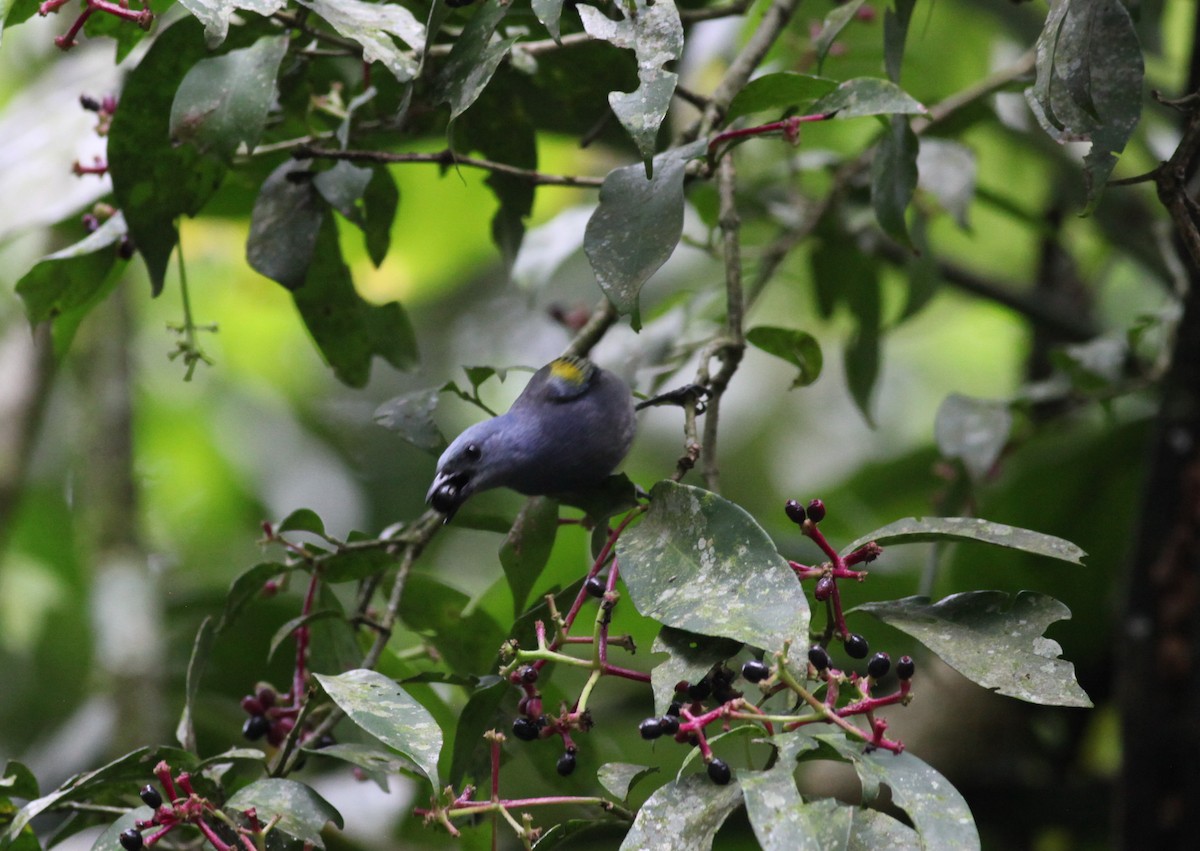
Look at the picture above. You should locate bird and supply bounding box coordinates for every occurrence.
[426,356,637,520]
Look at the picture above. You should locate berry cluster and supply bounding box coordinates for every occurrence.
[118,761,262,851]
[507,662,594,776]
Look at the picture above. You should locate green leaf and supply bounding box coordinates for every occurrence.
[304,742,416,776]
[854,592,1092,707]
[297,0,425,82]
[813,733,980,849]
[617,482,808,656]
[813,0,867,73]
[499,497,560,616]
[169,35,288,163]
[0,762,38,800]
[108,16,226,295]
[278,508,327,536]
[934,394,1013,482]
[841,516,1087,564]
[584,140,706,330]
[224,779,343,848]
[292,216,419,387]
[268,610,342,660]
[316,670,443,788]
[871,115,919,248]
[738,744,836,851]
[362,165,399,267]
[399,574,507,675]
[531,0,565,41]
[373,388,446,454]
[810,77,926,119]
[246,160,327,291]
[91,806,154,851]
[448,676,508,788]
[746,326,823,388]
[597,763,659,803]
[578,0,682,169]
[14,213,126,356]
[438,0,514,120]
[176,0,288,46]
[175,616,215,753]
[313,161,373,222]
[317,549,394,584]
[1023,0,1143,211]
[844,323,880,427]
[650,627,742,716]
[883,0,917,83]
[619,773,743,851]
[726,73,839,122]
[218,562,292,632]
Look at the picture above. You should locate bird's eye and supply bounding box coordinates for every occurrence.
[464,443,482,462]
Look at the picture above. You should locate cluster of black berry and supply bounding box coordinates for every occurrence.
[239,684,297,746]
[507,664,589,776]
[116,785,164,849]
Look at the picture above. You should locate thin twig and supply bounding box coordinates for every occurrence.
[295,145,604,188]
[561,299,619,359]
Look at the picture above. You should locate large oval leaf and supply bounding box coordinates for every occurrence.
[852,591,1092,707]
[619,773,743,851]
[315,669,442,787]
[841,517,1086,564]
[617,482,808,656]
[224,778,343,849]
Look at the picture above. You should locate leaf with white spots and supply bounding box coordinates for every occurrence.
[814,733,980,849]
[617,482,809,657]
[852,592,1092,707]
[841,517,1085,565]
[619,772,743,851]
[315,669,443,787]
[224,779,343,849]
[650,627,742,716]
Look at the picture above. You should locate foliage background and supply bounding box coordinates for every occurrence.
[0,0,1195,848]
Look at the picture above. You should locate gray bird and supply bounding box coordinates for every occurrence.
[426,356,637,520]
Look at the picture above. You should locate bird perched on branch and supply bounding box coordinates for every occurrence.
[426,356,637,520]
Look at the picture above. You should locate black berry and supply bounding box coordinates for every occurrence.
[897,655,915,680]
[687,680,711,701]
[814,575,835,601]
[512,717,540,741]
[665,701,682,717]
[785,499,807,524]
[741,659,770,683]
[138,785,162,809]
[707,758,732,785]
[585,577,606,598]
[242,714,270,741]
[845,633,869,659]
[867,652,891,679]
[807,499,826,522]
[118,829,144,851]
[556,751,577,776]
[639,718,664,740]
[518,665,539,684]
[808,645,831,671]
[658,715,679,736]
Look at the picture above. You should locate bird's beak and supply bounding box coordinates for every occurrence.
[426,471,470,522]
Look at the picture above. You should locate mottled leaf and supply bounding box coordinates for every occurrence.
[169,35,287,163]
[224,779,343,848]
[738,742,835,851]
[108,16,226,294]
[177,0,288,46]
[650,627,742,716]
[935,394,1013,482]
[814,733,980,848]
[499,497,560,616]
[531,0,566,41]
[746,326,823,388]
[297,0,425,82]
[584,140,706,330]
[841,516,1086,564]
[307,742,416,776]
[726,73,838,122]
[374,388,446,454]
[618,482,808,655]
[597,763,659,803]
[292,217,419,387]
[855,592,1091,706]
[578,0,682,168]
[1024,0,1143,210]
[316,669,443,787]
[871,115,918,247]
[619,772,743,851]
[811,77,926,118]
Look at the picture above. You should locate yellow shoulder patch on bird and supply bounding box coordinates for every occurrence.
[549,356,594,387]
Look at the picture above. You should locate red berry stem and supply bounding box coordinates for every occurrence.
[707,111,837,160]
